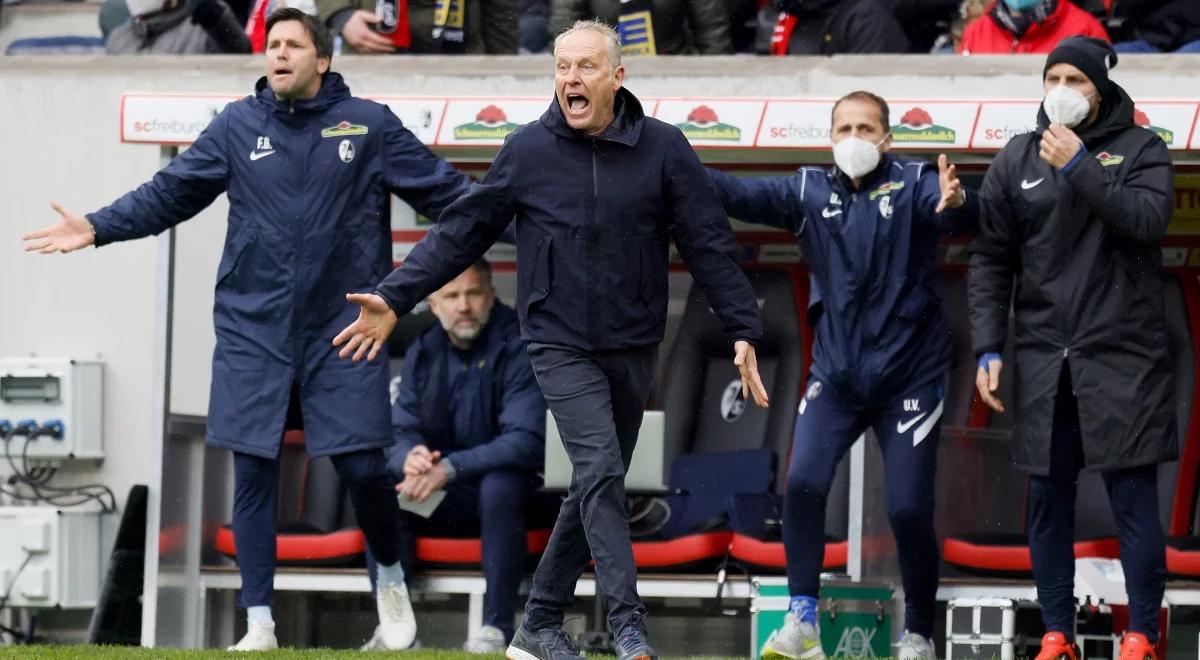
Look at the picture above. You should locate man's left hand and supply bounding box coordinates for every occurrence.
[396,463,449,503]
[734,340,770,408]
[333,293,397,363]
[935,154,964,213]
[1039,124,1083,170]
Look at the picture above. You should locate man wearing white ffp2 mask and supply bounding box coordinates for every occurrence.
[707,91,977,660]
[970,35,1175,660]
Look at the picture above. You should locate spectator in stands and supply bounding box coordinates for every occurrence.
[1109,0,1200,53]
[550,0,732,54]
[519,0,550,52]
[315,0,519,53]
[930,0,987,52]
[959,0,1108,54]
[106,0,251,53]
[23,8,473,652]
[757,0,909,55]
[333,20,767,660]
[707,91,976,660]
[970,37,1174,660]
[893,0,960,52]
[358,259,546,653]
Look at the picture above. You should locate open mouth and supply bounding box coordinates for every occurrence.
[566,93,590,114]
[272,67,293,78]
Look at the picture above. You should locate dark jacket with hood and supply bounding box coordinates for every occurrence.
[709,155,977,405]
[387,302,545,482]
[968,84,1177,474]
[757,0,909,55]
[87,73,472,458]
[375,87,764,353]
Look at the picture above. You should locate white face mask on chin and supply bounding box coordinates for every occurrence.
[1043,84,1094,128]
[833,135,888,180]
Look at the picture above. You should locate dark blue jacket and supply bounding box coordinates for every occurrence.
[709,156,977,405]
[387,303,545,481]
[88,73,471,458]
[375,88,763,351]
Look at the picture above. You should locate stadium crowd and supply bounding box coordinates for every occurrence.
[77,0,1200,56]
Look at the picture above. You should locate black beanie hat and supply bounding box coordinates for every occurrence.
[1044,36,1118,95]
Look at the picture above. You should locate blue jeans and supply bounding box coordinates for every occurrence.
[520,344,658,635]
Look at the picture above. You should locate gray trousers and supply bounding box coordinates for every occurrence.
[521,343,658,635]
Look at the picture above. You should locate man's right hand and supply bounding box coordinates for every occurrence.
[341,10,397,54]
[403,445,441,476]
[22,201,95,254]
[975,354,1004,413]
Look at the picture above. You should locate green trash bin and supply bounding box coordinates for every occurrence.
[751,578,893,658]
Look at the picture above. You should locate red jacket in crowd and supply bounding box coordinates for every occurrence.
[959,1,1109,54]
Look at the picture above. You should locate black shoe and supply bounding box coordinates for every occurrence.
[506,625,585,660]
[614,623,659,660]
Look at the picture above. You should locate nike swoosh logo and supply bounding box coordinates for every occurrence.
[1021,178,1044,190]
[249,150,276,161]
[897,412,928,435]
[821,207,842,218]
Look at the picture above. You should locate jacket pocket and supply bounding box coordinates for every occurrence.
[519,237,552,323]
[638,238,668,324]
[215,223,257,289]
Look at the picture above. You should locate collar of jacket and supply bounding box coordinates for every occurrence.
[990,0,1059,39]
[829,152,895,193]
[540,86,645,146]
[1036,81,1135,150]
[254,71,351,116]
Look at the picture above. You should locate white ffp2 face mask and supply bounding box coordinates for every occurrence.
[1043,84,1094,127]
[833,135,887,179]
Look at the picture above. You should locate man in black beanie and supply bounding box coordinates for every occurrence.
[969,35,1175,660]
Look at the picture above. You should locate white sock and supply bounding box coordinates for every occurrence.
[377,561,405,588]
[247,606,273,624]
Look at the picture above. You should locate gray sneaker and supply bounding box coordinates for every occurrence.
[506,625,585,660]
[465,625,509,653]
[614,622,659,660]
[761,612,825,660]
[895,631,936,660]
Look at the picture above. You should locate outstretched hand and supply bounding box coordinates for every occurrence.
[935,154,964,214]
[734,340,770,408]
[22,201,95,254]
[332,293,398,363]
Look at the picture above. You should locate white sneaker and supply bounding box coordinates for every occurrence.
[360,625,422,651]
[376,582,417,650]
[227,619,278,651]
[895,631,936,660]
[761,612,825,659]
[464,624,507,653]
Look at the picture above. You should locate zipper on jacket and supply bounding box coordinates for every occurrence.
[289,101,295,116]
[588,140,600,347]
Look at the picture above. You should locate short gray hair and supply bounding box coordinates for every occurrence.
[553,20,622,75]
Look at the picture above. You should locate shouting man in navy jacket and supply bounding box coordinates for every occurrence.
[708,91,976,660]
[335,20,768,660]
[22,8,471,652]
[366,259,545,653]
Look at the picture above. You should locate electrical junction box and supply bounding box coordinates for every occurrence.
[0,506,114,608]
[0,358,103,461]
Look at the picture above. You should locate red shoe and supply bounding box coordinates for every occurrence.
[1034,632,1079,660]
[1119,632,1158,660]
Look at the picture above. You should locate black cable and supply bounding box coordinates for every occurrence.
[2,429,116,512]
[0,552,34,616]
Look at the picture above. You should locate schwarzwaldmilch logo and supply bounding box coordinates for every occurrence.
[890,107,956,143]
[453,105,518,140]
[674,105,741,141]
[1135,107,1174,145]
